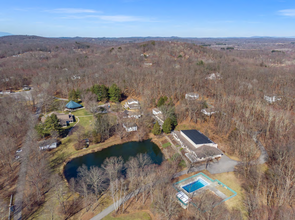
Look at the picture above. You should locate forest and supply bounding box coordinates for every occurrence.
[0,35,295,220]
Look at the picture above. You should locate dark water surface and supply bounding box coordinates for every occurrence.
[64,140,164,181]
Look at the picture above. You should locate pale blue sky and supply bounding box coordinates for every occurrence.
[0,0,295,37]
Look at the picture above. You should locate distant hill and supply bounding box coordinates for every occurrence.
[0,32,12,37]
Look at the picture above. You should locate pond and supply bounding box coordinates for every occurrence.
[64,139,164,181]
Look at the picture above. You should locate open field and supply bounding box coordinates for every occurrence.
[103,211,152,220]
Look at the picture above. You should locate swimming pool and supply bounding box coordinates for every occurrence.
[182,178,208,193]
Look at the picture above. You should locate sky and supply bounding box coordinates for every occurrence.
[0,0,295,38]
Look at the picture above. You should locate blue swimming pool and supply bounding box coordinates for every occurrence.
[182,178,208,193]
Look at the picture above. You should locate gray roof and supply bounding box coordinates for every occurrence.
[193,145,222,158]
[181,130,214,145]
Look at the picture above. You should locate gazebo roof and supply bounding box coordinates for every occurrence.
[66,100,82,109]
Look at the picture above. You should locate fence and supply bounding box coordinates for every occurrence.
[173,172,237,210]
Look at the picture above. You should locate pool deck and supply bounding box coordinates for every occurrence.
[174,172,233,203]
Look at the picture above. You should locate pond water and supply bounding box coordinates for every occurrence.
[64,140,164,181]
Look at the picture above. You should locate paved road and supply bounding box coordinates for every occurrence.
[14,105,42,220]
[253,132,268,164]
[91,189,140,220]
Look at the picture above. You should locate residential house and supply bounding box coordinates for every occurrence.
[121,110,141,119]
[39,139,59,150]
[124,99,141,110]
[185,93,199,100]
[152,108,164,126]
[172,130,222,163]
[41,112,75,127]
[206,73,222,80]
[123,123,138,132]
[264,95,281,104]
[201,108,217,116]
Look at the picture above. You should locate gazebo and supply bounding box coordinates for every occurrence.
[65,101,83,111]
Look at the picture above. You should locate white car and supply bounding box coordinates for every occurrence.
[16,149,22,153]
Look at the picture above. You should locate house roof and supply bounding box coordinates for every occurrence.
[123,122,137,128]
[193,145,223,158]
[181,130,214,145]
[66,101,83,109]
[39,139,57,147]
[176,191,190,204]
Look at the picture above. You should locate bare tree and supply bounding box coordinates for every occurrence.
[77,165,107,200]
[154,185,181,220]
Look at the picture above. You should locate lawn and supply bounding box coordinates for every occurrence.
[175,123,199,131]
[202,171,245,212]
[72,108,93,116]
[76,115,94,129]
[162,142,171,148]
[103,211,151,220]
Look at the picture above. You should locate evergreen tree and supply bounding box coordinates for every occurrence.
[68,89,78,102]
[157,96,165,107]
[152,121,161,135]
[35,113,62,137]
[99,85,109,101]
[90,84,109,101]
[109,84,121,102]
[162,118,172,134]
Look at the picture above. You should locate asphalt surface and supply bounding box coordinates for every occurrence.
[14,105,41,220]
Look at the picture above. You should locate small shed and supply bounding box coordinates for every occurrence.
[176,191,191,209]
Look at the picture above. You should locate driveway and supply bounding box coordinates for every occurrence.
[206,154,239,174]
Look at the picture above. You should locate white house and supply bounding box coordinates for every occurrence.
[206,73,222,80]
[123,123,138,132]
[71,75,81,80]
[152,108,164,125]
[201,108,217,116]
[124,99,140,110]
[39,139,59,150]
[143,62,152,67]
[264,95,281,104]
[152,108,162,115]
[185,93,199,100]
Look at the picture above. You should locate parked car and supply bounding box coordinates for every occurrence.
[16,149,22,153]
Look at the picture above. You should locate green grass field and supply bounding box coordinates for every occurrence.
[162,142,171,148]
